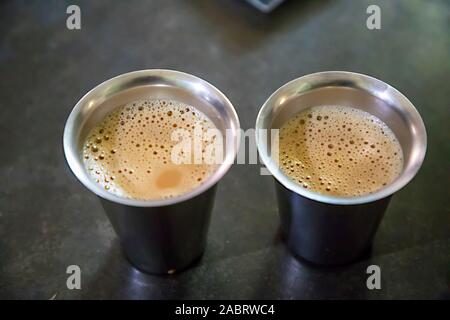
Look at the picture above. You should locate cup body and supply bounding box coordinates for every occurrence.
[100,186,216,273]
[256,71,426,265]
[63,69,240,274]
[275,181,390,265]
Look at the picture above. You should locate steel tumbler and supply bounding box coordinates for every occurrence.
[64,69,240,274]
[255,71,426,265]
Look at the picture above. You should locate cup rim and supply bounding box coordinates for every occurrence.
[255,71,427,206]
[63,69,240,207]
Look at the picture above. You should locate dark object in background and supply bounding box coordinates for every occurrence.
[246,0,286,12]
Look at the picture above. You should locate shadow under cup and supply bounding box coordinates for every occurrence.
[63,70,240,274]
[256,71,427,265]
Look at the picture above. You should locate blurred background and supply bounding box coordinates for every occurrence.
[0,0,449,299]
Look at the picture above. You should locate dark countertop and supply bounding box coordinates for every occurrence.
[0,0,449,299]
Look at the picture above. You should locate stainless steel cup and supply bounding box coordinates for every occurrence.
[63,69,240,274]
[256,71,427,265]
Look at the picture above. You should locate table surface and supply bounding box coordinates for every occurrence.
[0,0,449,300]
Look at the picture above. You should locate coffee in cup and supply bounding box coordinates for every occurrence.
[82,98,218,200]
[278,105,403,197]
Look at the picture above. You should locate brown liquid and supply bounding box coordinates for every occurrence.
[82,99,218,200]
[278,105,403,197]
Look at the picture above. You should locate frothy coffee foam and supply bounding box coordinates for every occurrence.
[278,105,403,197]
[82,99,218,200]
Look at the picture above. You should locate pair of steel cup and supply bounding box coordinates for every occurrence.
[63,70,426,274]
